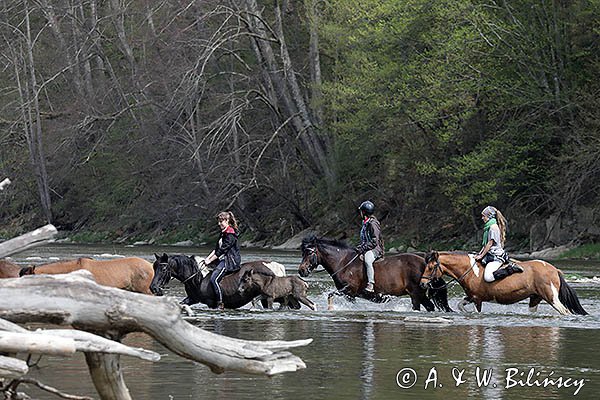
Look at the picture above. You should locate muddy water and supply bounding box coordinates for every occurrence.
[5,244,600,399]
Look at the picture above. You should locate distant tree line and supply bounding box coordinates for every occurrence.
[0,0,598,249]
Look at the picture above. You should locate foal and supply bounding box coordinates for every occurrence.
[238,269,316,310]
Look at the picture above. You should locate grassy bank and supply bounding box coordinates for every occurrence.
[559,244,600,260]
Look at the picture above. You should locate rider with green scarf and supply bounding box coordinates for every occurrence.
[475,206,523,282]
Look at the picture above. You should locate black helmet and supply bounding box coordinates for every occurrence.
[358,200,375,216]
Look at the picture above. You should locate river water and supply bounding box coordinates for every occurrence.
[5,244,600,399]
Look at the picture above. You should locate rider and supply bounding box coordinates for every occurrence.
[355,200,384,292]
[203,211,241,310]
[475,206,523,282]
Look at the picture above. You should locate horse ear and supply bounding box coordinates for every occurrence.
[433,251,439,259]
[154,253,160,260]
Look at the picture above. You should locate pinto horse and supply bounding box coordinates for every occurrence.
[150,253,297,309]
[298,235,452,311]
[19,257,154,294]
[420,251,588,315]
[0,260,20,278]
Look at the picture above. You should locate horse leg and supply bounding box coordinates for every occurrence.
[543,280,571,315]
[327,293,334,310]
[529,295,542,313]
[418,294,435,312]
[475,301,483,312]
[266,297,275,310]
[298,295,317,311]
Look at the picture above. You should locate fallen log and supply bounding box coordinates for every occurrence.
[0,271,311,375]
[0,355,28,378]
[0,224,58,258]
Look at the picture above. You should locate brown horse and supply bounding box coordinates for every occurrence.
[0,260,21,278]
[420,251,588,315]
[298,235,452,311]
[19,257,154,294]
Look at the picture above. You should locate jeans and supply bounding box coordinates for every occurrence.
[210,260,227,303]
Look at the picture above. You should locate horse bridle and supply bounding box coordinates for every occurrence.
[422,257,474,290]
[158,260,199,284]
[303,247,319,272]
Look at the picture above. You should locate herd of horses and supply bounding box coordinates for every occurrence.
[0,234,589,316]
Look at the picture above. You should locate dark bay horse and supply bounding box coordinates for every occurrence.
[0,260,20,278]
[19,257,154,294]
[420,251,588,315]
[298,235,452,311]
[150,253,297,309]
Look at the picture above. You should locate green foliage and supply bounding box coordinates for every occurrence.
[559,244,600,260]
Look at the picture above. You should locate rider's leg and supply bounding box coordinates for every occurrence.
[364,250,376,291]
[484,261,502,282]
[210,260,227,307]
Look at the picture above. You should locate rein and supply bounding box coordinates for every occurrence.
[423,258,475,290]
[331,253,360,277]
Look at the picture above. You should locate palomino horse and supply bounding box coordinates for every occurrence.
[19,257,154,294]
[0,260,20,278]
[298,235,452,311]
[420,251,588,315]
[150,253,296,309]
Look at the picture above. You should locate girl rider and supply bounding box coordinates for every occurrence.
[355,200,384,292]
[203,211,241,310]
[475,206,523,282]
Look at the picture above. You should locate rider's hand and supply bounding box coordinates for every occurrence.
[204,257,211,265]
[475,254,483,261]
[359,254,364,261]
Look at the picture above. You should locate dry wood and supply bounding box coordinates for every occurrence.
[0,355,28,378]
[0,224,58,258]
[0,271,311,376]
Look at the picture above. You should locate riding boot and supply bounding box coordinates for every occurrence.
[218,302,225,311]
[365,282,374,292]
[492,264,524,281]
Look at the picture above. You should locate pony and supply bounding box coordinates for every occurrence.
[19,257,154,294]
[0,259,21,278]
[238,269,316,310]
[420,251,588,315]
[150,253,297,309]
[298,235,452,311]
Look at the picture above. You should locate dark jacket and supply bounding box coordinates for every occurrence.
[215,226,241,271]
[355,216,384,258]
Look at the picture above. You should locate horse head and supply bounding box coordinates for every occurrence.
[237,269,256,294]
[150,253,172,295]
[420,251,443,289]
[298,235,320,277]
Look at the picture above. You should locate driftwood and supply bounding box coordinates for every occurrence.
[0,224,58,258]
[0,271,311,399]
[0,178,10,191]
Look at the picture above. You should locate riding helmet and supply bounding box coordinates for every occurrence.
[358,200,375,216]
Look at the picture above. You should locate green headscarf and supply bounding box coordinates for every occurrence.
[482,218,497,246]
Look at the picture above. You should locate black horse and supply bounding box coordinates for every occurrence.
[298,235,452,311]
[150,253,299,309]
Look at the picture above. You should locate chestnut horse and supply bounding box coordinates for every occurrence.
[150,253,297,309]
[420,251,588,315]
[0,260,20,278]
[19,257,154,294]
[298,235,452,311]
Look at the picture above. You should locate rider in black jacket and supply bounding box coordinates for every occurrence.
[203,211,241,309]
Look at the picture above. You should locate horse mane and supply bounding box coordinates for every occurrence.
[301,234,351,251]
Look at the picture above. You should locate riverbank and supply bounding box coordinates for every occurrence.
[22,228,598,261]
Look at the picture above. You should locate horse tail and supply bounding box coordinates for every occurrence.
[558,273,588,315]
[427,277,453,312]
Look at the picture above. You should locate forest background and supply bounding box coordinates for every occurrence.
[1,0,599,254]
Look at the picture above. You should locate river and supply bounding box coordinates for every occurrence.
[5,244,600,399]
